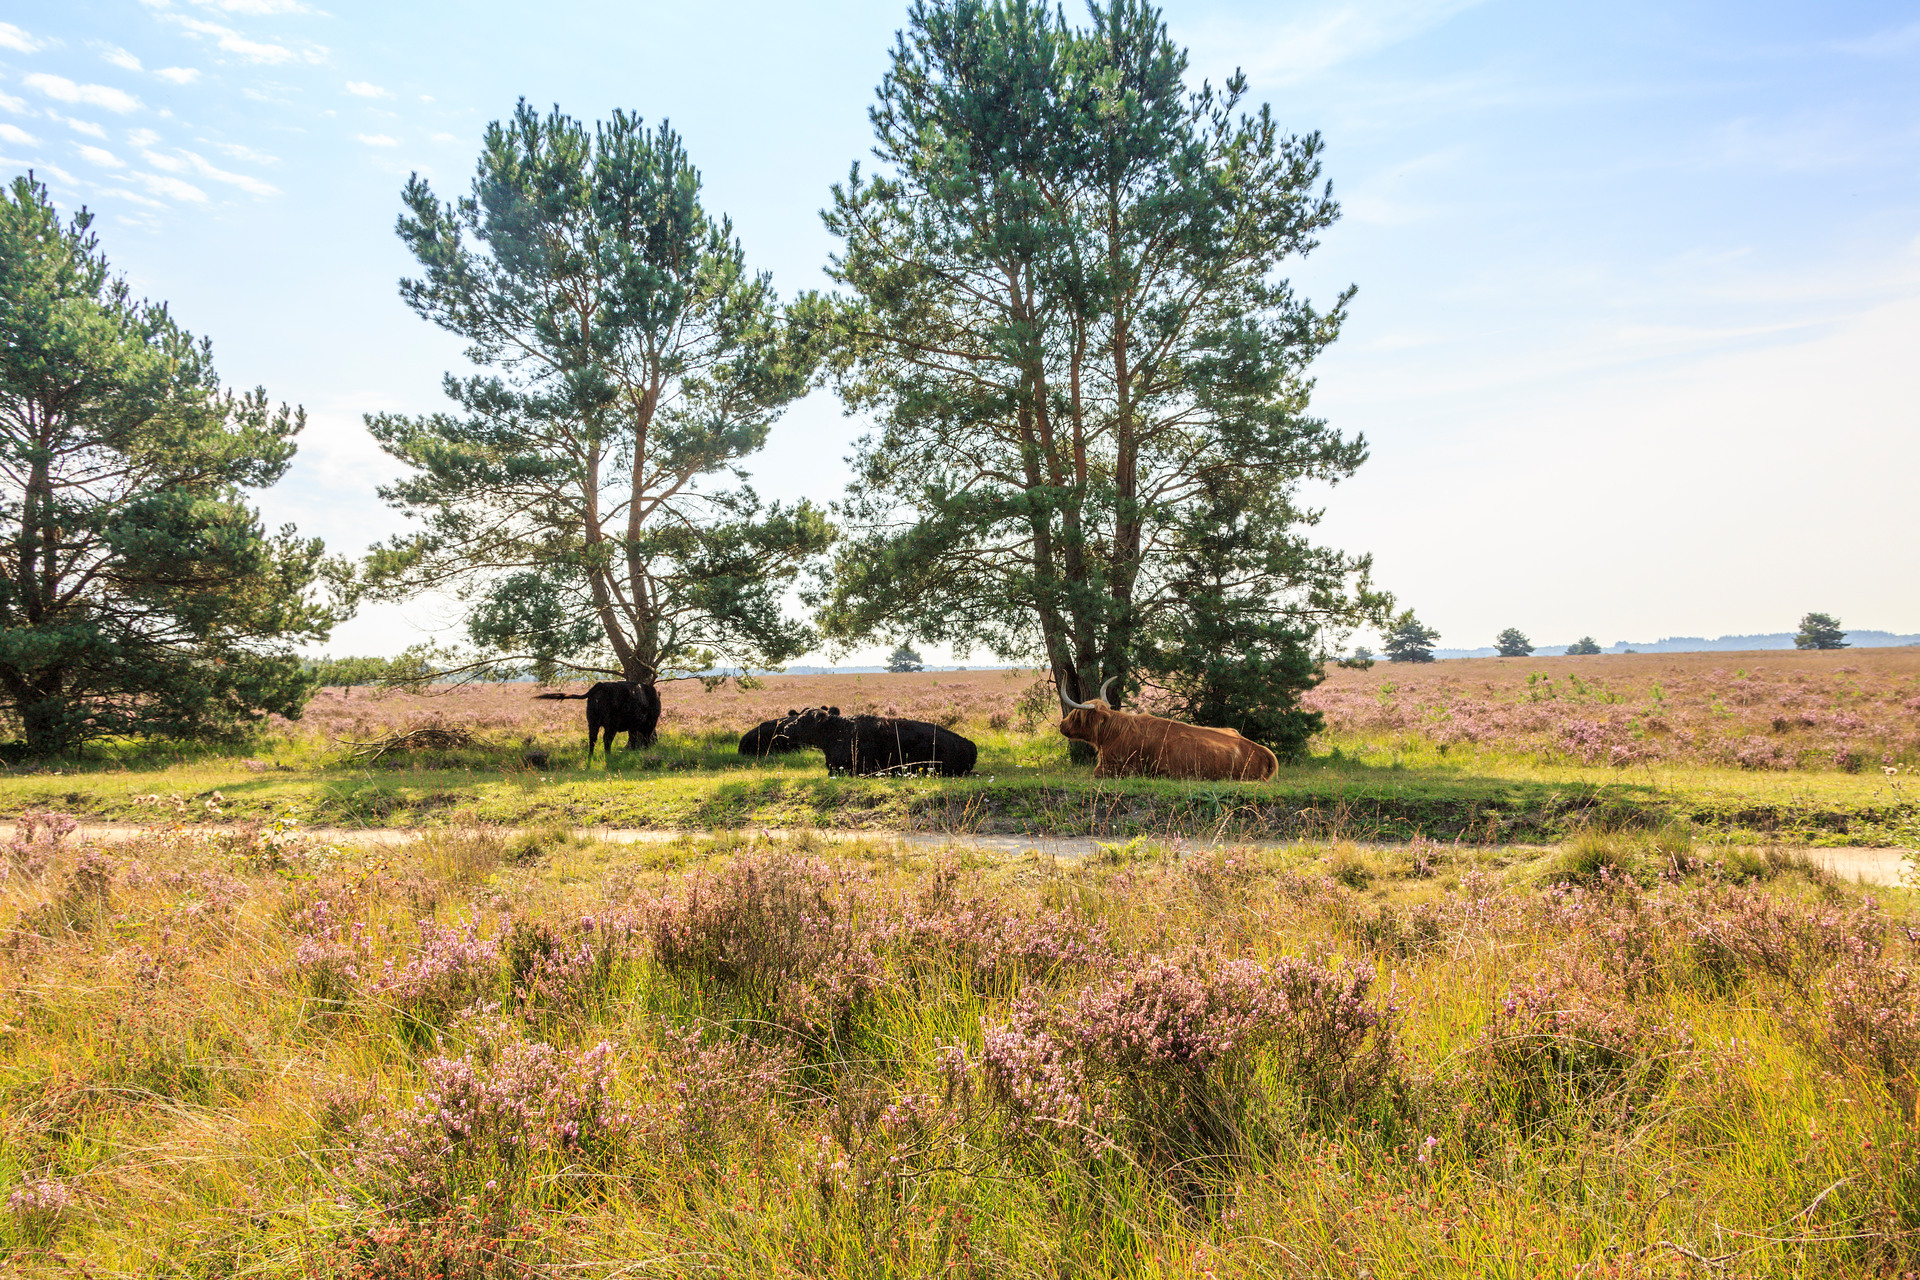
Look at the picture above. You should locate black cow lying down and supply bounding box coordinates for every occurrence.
[737,706,838,758]
[782,707,976,777]
[533,681,662,762]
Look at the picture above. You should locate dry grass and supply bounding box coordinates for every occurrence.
[3,814,1920,1275]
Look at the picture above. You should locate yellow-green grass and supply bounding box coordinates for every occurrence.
[3,822,1917,1276]
[2,725,1913,845]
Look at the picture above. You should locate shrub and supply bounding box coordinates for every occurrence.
[975,950,1402,1181]
[6,1177,75,1247]
[371,919,501,1029]
[506,913,640,1022]
[335,1200,542,1279]
[1565,637,1602,656]
[351,1036,626,1209]
[1822,943,1920,1111]
[647,856,881,1047]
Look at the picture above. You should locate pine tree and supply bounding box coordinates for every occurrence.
[1565,636,1601,655]
[886,645,925,673]
[1382,611,1440,663]
[813,0,1385,752]
[1496,628,1534,658]
[364,104,831,689]
[1794,613,1848,650]
[0,175,338,755]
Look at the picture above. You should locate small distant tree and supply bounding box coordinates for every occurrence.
[886,644,925,673]
[1795,612,1848,650]
[1495,628,1533,658]
[1565,636,1601,656]
[1382,611,1439,664]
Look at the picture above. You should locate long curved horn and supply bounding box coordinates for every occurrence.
[1098,676,1117,704]
[1058,679,1092,712]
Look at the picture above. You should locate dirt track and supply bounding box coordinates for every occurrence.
[4,822,1911,887]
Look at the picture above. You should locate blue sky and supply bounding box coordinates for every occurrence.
[3,0,1916,662]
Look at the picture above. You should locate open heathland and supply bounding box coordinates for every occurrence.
[3,816,1919,1275]
[2,651,1916,846]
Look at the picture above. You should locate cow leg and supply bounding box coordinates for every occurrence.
[586,722,600,765]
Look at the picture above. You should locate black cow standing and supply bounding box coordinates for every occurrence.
[533,681,662,764]
[783,708,976,777]
[737,706,837,758]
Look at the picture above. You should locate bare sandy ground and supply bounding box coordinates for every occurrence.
[5,822,1911,887]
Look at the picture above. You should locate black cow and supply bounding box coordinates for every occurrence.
[784,708,976,777]
[737,706,838,758]
[533,681,662,763]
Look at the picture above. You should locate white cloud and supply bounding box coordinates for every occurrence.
[77,144,125,169]
[155,67,202,85]
[0,93,27,115]
[132,171,208,202]
[101,46,143,72]
[127,128,161,147]
[0,22,43,54]
[1833,21,1920,56]
[183,148,278,194]
[356,133,399,147]
[430,132,456,143]
[0,123,39,147]
[143,149,188,173]
[212,140,277,164]
[22,74,143,115]
[1195,0,1490,87]
[167,15,325,65]
[188,0,313,12]
[100,186,166,209]
[344,80,390,98]
[54,114,108,138]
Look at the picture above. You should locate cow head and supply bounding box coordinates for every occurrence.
[780,705,843,748]
[1057,677,1118,746]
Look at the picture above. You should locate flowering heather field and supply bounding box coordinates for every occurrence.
[1306,648,1920,773]
[284,668,1049,748]
[4,814,1920,1275]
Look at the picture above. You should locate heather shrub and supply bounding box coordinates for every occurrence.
[894,873,1113,989]
[291,898,372,1007]
[1821,942,1920,1112]
[333,1200,542,1279]
[1476,961,1693,1127]
[6,1177,76,1248]
[648,1026,796,1156]
[975,950,1403,1186]
[506,912,641,1023]
[3,810,73,881]
[647,856,882,1049]
[350,1035,626,1210]
[371,918,501,1034]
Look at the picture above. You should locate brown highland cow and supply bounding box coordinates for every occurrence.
[1057,679,1279,781]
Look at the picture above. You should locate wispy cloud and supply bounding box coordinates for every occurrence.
[142,145,278,195]
[100,46,143,71]
[0,123,39,147]
[1832,21,1920,56]
[127,128,162,147]
[1194,0,1491,86]
[155,67,202,85]
[22,74,143,115]
[164,15,327,65]
[188,0,314,13]
[212,140,277,164]
[77,144,125,168]
[356,132,398,147]
[0,22,44,54]
[344,80,389,98]
[100,186,166,209]
[55,115,108,139]
[0,93,26,115]
[132,171,208,202]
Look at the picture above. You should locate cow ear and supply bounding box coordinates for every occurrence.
[830,706,841,716]
[787,708,797,716]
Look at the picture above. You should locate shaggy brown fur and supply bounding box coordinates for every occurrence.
[1058,700,1278,781]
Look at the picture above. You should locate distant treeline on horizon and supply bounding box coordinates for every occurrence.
[1429,630,1920,661]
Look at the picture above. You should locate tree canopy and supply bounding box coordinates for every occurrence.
[813,0,1384,754]
[1383,611,1439,663]
[886,644,926,673]
[1565,636,1601,656]
[364,103,832,686]
[1795,612,1848,650]
[1495,628,1534,658]
[0,175,337,755]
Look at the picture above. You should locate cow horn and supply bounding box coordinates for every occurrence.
[1098,676,1117,704]
[1058,680,1092,712]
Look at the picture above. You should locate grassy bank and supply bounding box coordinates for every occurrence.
[1,727,1914,845]
[4,818,1919,1275]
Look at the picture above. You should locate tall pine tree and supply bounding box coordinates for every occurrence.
[815,0,1384,752]
[0,176,337,754]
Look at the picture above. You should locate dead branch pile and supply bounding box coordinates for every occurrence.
[333,726,477,761]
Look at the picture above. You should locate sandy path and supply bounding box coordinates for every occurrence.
[5,821,1911,887]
